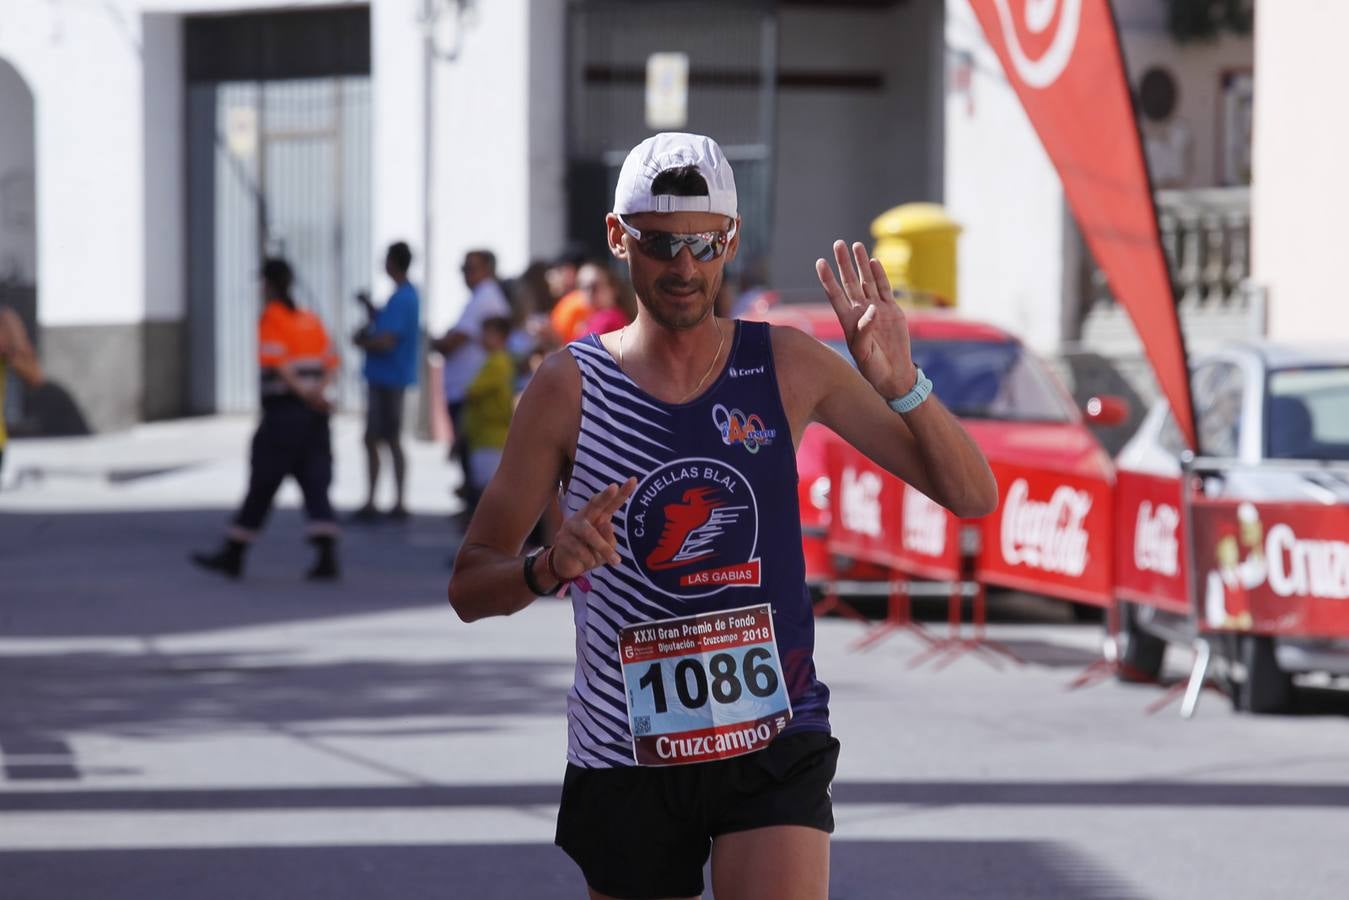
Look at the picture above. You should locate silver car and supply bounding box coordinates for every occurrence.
[1115,341,1349,712]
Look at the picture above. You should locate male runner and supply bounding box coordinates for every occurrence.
[449,132,997,900]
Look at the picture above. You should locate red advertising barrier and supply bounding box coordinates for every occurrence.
[977,460,1114,606]
[1113,470,1188,615]
[825,441,960,581]
[1190,497,1349,638]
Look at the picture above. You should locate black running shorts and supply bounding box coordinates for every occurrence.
[555,731,839,900]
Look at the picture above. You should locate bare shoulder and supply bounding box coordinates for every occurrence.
[518,347,581,419]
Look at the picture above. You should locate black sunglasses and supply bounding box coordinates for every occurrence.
[617,215,737,262]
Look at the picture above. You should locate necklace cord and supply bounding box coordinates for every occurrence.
[618,317,725,404]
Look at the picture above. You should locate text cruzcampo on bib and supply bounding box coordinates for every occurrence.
[618,603,793,766]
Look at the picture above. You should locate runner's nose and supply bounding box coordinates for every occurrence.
[669,245,700,278]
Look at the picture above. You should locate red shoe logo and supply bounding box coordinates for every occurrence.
[646,487,724,571]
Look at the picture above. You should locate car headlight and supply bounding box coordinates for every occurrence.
[809,476,831,511]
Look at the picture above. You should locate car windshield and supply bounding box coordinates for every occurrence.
[825,338,1073,423]
[1265,366,1349,461]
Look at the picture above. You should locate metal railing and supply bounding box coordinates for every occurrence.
[1080,187,1263,357]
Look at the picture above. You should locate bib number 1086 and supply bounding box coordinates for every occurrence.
[637,647,780,713]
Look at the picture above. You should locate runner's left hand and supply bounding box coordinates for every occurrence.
[550,477,638,581]
[815,240,918,399]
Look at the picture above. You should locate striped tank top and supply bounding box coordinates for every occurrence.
[563,320,831,768]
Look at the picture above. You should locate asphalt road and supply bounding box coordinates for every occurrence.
[3,417,1348,899]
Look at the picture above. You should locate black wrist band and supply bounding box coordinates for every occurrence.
[523,547,561,596]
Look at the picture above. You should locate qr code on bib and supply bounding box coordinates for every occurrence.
[633,716,651,736]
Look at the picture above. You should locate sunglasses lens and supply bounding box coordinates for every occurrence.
[639,232,726,261]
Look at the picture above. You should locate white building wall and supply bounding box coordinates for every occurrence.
[424,0,565,335]
[943,0,1066,352]
[371,0,428,302]
[526,0,567,278]
[0,1,145,327]
[1252,1,1349,345]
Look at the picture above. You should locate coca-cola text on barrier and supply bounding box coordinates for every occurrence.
[1113,470,1189,615]
[824,439,961,580]
[978,460,1114,605]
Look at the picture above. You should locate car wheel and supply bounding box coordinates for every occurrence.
[1114,600,1165,683]
[1235,635,1295,714]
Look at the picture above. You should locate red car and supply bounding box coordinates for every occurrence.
[752,303,1123,613]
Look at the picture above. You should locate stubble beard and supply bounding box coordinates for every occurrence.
[640,271,722,332]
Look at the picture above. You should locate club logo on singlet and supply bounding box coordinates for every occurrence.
[711,403,777,453]
[625,457,762,598]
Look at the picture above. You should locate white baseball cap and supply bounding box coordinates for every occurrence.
[613,132,738,218]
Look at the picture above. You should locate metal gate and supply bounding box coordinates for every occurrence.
[187,77,371,414]
[566,0,778,274]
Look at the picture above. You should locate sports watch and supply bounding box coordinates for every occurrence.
[886,367,933,415]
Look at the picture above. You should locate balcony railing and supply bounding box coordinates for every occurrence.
[1079,186,1263,357]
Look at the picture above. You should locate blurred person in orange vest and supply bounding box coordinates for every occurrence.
[192,258,342,580]
[547,244,593,343]
[0,306,44,485]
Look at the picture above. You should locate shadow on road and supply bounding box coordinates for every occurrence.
[0,650,571,780]
[7,777,1348,813]
[0,507,461,637]
[0,840,1141,900]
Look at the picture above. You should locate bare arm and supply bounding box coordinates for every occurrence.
[448,350,636,621]
[800,240,998,519]
[0,307,43,387]
[353,329,398,353]
[272,362,335,413]
[3,347,43,387]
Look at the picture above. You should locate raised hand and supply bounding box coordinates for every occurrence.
[815,240,918,400]
[551,477,638,581]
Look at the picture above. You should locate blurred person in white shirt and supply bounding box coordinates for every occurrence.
[432,249,510,498]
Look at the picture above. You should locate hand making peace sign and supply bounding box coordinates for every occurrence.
[550,477,639,582]
[815,240,919,401]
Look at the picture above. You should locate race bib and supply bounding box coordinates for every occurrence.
[618,604,792,766]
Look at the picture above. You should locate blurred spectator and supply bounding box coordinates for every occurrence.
[502,262,551,392]
[192,258,341,580]
[511,261,556,319]
[715,278,737,319]
[731,259,774,317]
[0,305,44,485]
[351,241,420,522]
[499,260,563,391]
[576,262,634,337]
[548,244,593,344]
[545,241,586,303]
[431,249,509,497]
[462,316,515,506]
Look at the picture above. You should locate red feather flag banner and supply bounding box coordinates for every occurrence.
[966,0,1198,450]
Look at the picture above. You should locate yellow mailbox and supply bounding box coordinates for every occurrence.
[870,203,962,307]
